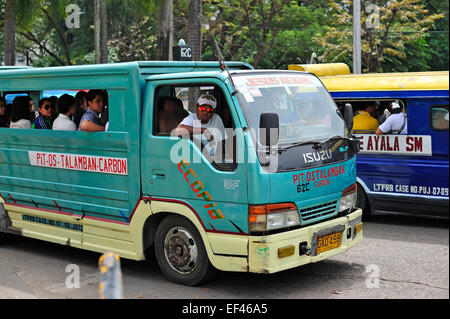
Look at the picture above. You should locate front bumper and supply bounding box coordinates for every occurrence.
[248,209,363,273]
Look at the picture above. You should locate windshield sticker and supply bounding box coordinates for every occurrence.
[357,135,432,156]
[238,86,255,103]
[248,86,263,97]
[235,75,317,89]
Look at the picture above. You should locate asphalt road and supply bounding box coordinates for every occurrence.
[0,214,448,300]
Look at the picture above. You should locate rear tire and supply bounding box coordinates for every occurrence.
[154,215,215,286]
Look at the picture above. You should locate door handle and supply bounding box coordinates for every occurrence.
[151,169,165,180]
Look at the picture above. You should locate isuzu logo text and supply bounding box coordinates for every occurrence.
[302,150,332,163]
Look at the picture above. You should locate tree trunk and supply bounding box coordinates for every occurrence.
[94,0,108,64]
[188,0,202,61]
[158,0,173,60]
[4,0,16,66]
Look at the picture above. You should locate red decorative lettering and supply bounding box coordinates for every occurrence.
[406,137,414,151]
[394,136,400,151]
[414,137,423,152]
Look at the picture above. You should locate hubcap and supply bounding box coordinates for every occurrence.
[163,226,198,274]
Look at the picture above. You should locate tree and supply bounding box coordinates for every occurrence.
[203,0,293,67]
[314,0,444,72]
[4,0,16,65]
[188,0,202,60]
[16,0,73,66]
[158,0,173,60]
[424,0,449,71]
[108,16,157,62]
[94,0,107,63]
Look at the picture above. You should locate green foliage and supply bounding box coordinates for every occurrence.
[314,0,445,72]
[1,0,448,71]
[108,16,157,61]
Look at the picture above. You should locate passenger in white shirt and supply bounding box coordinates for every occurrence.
[376,101,407,135]
[53,94,77,131]
[174,94,227,142]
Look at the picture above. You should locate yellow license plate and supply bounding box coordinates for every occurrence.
[316,232,342,254]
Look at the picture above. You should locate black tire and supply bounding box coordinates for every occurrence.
[154,215,215,286]
[356,183,371,219]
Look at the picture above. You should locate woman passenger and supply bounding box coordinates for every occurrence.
[73,91,88,127]
[0,97,9,128]
[10,96,34,129]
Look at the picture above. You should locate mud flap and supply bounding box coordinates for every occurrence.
[0,203,11,233]
[0,203,21,235]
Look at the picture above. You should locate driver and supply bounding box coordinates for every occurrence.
[174,94,227,142]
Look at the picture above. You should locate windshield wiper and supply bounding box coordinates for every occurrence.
[320,135,349,145]
[277,136,349,153]
[277,140,321,152]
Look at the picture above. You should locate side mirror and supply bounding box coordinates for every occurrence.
[259,113,279,147]
[344,103,353,131]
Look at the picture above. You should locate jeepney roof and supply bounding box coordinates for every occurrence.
[288,63,449,92]
[0,61,253,78]
[319,71,449,92]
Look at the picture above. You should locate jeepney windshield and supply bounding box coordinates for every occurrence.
[232,72,346,145]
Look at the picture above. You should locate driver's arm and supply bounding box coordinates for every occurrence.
[174,124,211,139]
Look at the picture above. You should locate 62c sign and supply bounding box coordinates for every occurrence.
[181,47,192,59]
[174,45,193,61]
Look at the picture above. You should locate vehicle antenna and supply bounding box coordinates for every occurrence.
[210,33,238,95]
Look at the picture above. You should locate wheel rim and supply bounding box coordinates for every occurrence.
[163,226,199,275]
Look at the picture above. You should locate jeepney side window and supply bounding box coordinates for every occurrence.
[338,100,381,134]
[431,105,449,131]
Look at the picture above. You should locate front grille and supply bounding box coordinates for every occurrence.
[299,200,338,225]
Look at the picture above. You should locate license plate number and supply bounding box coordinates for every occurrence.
[316,232,342,254]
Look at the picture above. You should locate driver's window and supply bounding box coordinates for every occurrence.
[153,84,237,171]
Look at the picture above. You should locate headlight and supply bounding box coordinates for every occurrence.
[249,203,300,233]
[339,183,357,212]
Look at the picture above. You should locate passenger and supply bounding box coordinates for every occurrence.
[53,94,77,131]
[33,98,53,129]
[376,101,407,135]
[49,96,59,122]
[99,89,109,126]
[78,89,105,132]
[158,97,189,134]
[10,96,34,129]
[174,94,227,142]
[73,91,88,127]
[27,96,38,120]
[443,112,450,130]
[352,101,379,134]
[0,97,9,128]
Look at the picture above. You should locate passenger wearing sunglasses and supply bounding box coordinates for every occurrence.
[175,94,227,142]
[32,98,53,129]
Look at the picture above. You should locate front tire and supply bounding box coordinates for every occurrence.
[357,183,371,219]
[154,215,215,286]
